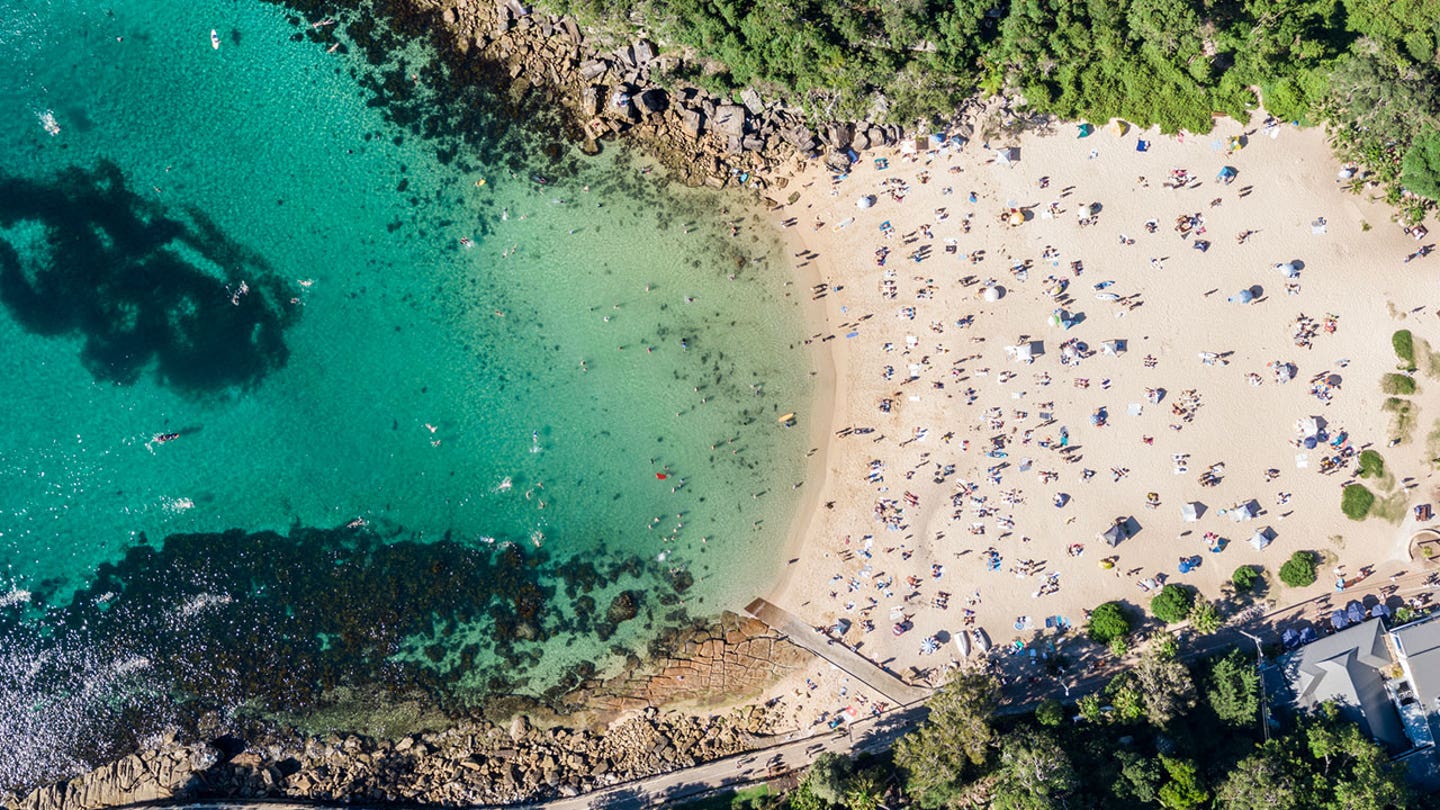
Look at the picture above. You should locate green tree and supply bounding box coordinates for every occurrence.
[1105,672,1147,723]
[1134,646,1197,726]
[1207,649,1261,726]
[1086,601,1132,644]
[1188,599,1223,634]
[1113,750,1162,803]
[1215,740,1314,810]
[1306,703,1411,807]
[893,670,998,804]
[803,751,852,805]
[1279,550,1318,586]
[841,770,885,810]
[1151,583,1195,623]
[786,783,826,810]
[1035,697,1065,727]
[1402,127,1440,201]
[991,728,1078,810]
[1157,756,1210,809]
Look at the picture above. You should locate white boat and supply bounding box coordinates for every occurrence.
[973,627,992,652]
[210,29,220,50]
[954,629,971,658]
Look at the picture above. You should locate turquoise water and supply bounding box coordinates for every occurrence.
[0,0,812,789]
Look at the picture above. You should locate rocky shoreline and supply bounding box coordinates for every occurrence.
[9,614,814,810]
[421,0,962,195]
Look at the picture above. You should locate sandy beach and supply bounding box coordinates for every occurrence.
[765,110,1440,691]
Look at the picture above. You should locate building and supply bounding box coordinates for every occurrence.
[1278,617,1408,751]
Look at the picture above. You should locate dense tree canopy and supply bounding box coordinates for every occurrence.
[545,0,1440,213]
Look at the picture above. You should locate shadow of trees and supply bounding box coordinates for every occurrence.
[0,160,297,393]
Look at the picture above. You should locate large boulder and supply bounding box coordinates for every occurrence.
[740,87,765,115]
[712,104,746,138]
[632,39,656,65]
[680,107,705,138]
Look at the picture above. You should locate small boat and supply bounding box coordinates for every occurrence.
[210,29,220,50]
[954,629,971,658]
[973,627,992,652]
[153,432,181,444]
[530,173,550,185]
[777,412,796,426]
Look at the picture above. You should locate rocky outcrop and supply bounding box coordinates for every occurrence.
[9,614,813,809]
[419,0,920,190]
[14,736,217,810]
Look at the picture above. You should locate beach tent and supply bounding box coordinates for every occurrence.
[983,285,1004,302]
[1181,502,1203,522]
[1299,416,1325,438]
[1230,500,1258,522]
[1006,343,1035,363]
[856,195,876,209]
[995,147,1019,167]
[1249,527,1274,550]
[1276,261,1300,278]
[1100,339,1125,356]
[1227,289,1255,304]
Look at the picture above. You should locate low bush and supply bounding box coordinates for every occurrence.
[1394,329,1416,369]
[1381,373,1417,395]
[1357,449,1385,479]
[1342,484,1375,520]
[1232,565,1260,591]
[1279,551,1317,587]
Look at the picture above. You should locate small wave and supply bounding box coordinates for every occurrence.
[177,592,233,618]
[0,589,31,608]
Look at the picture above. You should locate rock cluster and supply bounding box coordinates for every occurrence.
[436,0,910,191]
[10,615,811,810]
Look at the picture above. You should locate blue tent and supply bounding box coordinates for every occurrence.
[1228,289,1255,304]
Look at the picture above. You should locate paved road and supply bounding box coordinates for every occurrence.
[520,702,930,810]
[745,597,932,705]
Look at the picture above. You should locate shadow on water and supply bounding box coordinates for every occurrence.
[0,161,296,393]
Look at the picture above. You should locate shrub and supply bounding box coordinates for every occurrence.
[1357,449,1386,479]
[1087,601,1132,644]
[1188,600,1223,634]
[1381,373,1417,395]
[1232,564,1260,591]
[1394,329,1416,369]
[1110,636,1130,657]
[1342,484,1375,520]
[1279,551,1318,587]
[1151,584,1195,624]
[1035,697,1065,727]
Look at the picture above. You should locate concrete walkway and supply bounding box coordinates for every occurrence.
[744,597,932,705]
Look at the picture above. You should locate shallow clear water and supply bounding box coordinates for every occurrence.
[0,0,812,789]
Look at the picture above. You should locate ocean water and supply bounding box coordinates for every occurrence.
[0,0,812,790]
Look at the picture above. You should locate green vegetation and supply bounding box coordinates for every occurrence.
[1035,697,1065,727]
[1357,449,1386,478]
[1279,550,1318,587]
[1341,483,1375,520]
[866,640,1409,810]
[1187,599,1223,634]
[1086,601,1132,644]
[1393,329,1416,370]
[1384,396,1417,443]
[1381,373,1417,395]
[1231,564,1260,592]
[1206,649,1260,727]
[548,0,1440,215]
[1150,584,1194,624]
[892,670,997,805]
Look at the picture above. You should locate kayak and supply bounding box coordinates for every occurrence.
[210,29,220,49]
[1095,292,1120,301]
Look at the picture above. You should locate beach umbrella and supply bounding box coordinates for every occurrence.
[1372,603,1392,619]
[1347,601,1365,624]
[1282,628,1299,648]
[1276,261,1299,278]
[1227,289,1255,304]
[856,195,876,209]
[983,286,1003,302]
[1331,610,1349,630]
